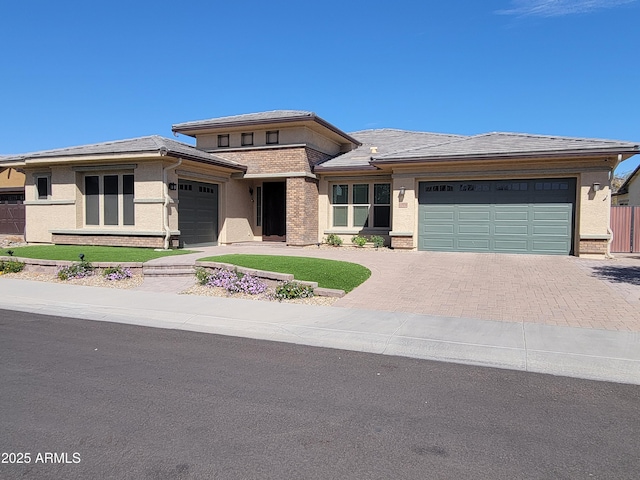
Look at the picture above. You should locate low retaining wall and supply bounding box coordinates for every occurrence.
[195,261,345,298]
[0,257,144,275]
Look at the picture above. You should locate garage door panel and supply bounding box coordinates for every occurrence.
[495,225,528,235]
[419,179,575,255]
[459,224,491,235]
[457,239,491,250]
[494,239,530,251]
[532,225,571,236]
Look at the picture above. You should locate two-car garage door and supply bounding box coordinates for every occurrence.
[418,178,576,255]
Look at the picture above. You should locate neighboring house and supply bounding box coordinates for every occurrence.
[0,110,638,257]
[612,164,640,206]
[0,163,25,203]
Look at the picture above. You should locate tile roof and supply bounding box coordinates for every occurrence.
[173,110,315,130]
[316,130,639,170]
[2,136,246,171]
[315,129,464,170]
[373,132,639,162]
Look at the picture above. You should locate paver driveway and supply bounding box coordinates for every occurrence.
[151,244,640,332]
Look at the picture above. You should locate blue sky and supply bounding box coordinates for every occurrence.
[1,0,639,173]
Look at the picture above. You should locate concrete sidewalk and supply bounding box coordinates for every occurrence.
[1,278,638,385]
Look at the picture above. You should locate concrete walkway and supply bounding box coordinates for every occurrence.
[0,256,638,385]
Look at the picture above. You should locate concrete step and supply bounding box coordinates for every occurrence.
[143,268,195,278]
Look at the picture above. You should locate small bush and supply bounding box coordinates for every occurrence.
[102,265,132,281]
[57,261,94,281]
[0,260,25,274]
[275,281,314,300]
[351,235,367,247]
[195,267,210,285]
[325,234,343,247]
[370,235,385,248]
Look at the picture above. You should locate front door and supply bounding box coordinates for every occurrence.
[262,181,286,242]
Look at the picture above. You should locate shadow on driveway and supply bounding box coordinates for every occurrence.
[590,265,640,286]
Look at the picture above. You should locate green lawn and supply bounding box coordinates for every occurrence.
[2,245,197,263]
[199,254,371,292]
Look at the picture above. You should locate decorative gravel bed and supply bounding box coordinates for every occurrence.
[181,283,338,306]
[1,271,144,289]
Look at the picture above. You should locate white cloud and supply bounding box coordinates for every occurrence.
[497,0,637,17]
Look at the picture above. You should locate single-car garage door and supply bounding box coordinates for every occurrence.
[178,180,219,247]
[418,178,576,255]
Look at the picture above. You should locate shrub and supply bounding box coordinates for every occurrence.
[195,267,210,285]
[351,235,367,247]
[325,233,343,247]
[0,260,25,274]
[370,235,385,248]
[204,268,268,295]
[57,261,94,281]
[102,265,132,281]
[275,281,314,300]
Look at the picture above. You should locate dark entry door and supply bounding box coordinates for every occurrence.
[262,181,286,241]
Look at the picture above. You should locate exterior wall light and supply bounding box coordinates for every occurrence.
[399,186,406,195]
[168,182,177,191]
[592,182,601,192]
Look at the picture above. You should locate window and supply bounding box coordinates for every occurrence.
[331,182,391,229]
[256,186,262,227]
[266,130,279,145]
[36,176,50,200]
[241,132,254,146]
[217,134,230,147]
[85,174,135,227]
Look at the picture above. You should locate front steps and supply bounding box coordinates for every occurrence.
[142,264,195,278]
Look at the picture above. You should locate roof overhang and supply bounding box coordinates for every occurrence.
[173,113,362,148]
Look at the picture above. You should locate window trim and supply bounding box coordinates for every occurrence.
[330,182,391,230]
[217,134,230,148]
[266,130,279,145]
[241,132,254,146]
[34,175,51,200]
[83,173,135,227]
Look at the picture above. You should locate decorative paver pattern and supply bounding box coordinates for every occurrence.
[141,244,640,332]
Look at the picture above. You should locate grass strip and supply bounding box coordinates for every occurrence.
[198,254,371,292]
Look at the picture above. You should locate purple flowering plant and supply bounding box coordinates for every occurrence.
[102,265,133,281]
[57,260,95,280]
[198,267,268,295]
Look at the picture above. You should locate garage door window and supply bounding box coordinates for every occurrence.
[331,183,391,229]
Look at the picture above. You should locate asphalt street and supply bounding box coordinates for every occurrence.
[1,309,639,480]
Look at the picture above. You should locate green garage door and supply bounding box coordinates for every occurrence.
[178,180,219,247]
[418,179,576,255]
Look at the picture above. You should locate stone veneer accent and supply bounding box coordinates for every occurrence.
[215,146,331,175]
[286,176,319,246]
[579,238,608,256]
[52,233,173,249]
[391,236,414,250]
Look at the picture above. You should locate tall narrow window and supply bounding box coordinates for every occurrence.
[332,184,348,227]
[352,184,369,227]
[103,175,119,225]
[373,184,391,227]
[256,186,262,227]
[123,174,135,226]
[85,176,100,225]
[36,177,49,200]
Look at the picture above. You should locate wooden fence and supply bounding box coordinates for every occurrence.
[610,206,640,253]
[0,202,25,235]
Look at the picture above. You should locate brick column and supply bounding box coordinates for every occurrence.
[286,177,318,246]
